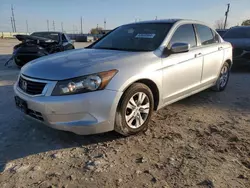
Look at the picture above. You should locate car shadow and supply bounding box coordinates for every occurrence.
[0,54,20,71]
[0,82,122,173]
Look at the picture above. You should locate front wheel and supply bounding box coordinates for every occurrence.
[115,83,154,136]
[212,62,230,92]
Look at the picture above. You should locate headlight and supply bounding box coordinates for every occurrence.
[51,69,118,96]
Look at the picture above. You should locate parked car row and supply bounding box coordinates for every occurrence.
[14,19,233,136]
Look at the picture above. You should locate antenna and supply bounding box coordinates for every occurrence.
[11,5,16,32]
[224,3,230,29]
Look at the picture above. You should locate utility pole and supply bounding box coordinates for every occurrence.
[11,5,16,32]
[53,20,55,31]
[26,20,29,33]
[104,19,106,30]
[224,3,230,29]
[61,22,63,32]
[80,17,83,34]
[10,17,14,32]
[47,20,49,31]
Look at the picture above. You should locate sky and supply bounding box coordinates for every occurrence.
[0,0,249,33]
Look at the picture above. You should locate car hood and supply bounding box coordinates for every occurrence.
[16,34,57,43]
[224,38,250,49]
[21,48,146,80]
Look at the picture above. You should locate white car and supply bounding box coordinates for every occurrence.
[14,19,232,136]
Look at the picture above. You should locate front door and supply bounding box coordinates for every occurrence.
[162,24,203,103]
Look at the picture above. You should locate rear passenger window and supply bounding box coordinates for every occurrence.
[169,24,197,48]
[195,24,215,45]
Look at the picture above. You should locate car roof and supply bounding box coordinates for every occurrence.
[230,26,250,29]
[31,31,63,34]
[124,19,213,28]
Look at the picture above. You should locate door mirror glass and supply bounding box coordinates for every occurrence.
[170,43,190,53]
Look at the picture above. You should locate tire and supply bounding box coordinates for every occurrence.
[212,62,230,92]
[115,83,154,136]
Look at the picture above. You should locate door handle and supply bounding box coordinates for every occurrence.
[218,47,223,50]
[195,53,202,58]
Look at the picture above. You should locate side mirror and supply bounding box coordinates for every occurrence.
[170,43,190,53]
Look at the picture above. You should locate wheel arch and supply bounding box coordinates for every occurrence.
[120,79,160,111]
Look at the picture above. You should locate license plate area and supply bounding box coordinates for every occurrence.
[15,96,28,114]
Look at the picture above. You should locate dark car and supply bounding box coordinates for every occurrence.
[223,26,250,66]
[216,29,228,37]
[12,32,75,67]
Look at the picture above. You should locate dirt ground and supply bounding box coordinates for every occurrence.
[0,39,249,188]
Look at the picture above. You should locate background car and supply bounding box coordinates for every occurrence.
[216,29,228,37]
[12,31,75,67]
[223,26,250,66]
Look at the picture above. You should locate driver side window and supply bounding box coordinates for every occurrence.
[169,24,197,48]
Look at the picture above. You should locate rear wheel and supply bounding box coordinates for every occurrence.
[212,62,230,92]
[115,83,154,136]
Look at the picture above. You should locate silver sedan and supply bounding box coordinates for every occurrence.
[14,19,232,136]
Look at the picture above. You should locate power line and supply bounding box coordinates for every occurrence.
[47,20,49,31]
[11,4,16,32]
[104,19,106,30]
[80,17,83,34]
[61,22,64,32]
[10,17,14,32]
[26,20,29,33]
[224,3,230,29]
[53,20,55,31]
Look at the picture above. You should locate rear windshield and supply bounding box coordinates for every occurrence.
[92,23,172,52]
[223,27,250,38]
[31,32,59,41]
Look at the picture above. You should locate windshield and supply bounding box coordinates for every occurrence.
[31,32,59,41]
[92,23,172,52]
[224,27,250,39]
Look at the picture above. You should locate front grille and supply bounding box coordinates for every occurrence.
[27,109,44,121]
[18,76,46,95]
[233,48,244,57]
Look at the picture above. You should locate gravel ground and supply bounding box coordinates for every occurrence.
[0,39,249,188]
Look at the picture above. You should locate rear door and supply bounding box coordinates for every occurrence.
[195,24,224,84]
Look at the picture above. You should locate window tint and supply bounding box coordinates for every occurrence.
[169,24,197,48]
[92,23,172,52]
[65,34,71,41]
[62,34,67,42]
[212,31,220,43]
[196,24,215,45]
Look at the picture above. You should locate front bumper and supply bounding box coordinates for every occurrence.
[14,82,122,135]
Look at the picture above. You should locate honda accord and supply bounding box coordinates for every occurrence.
[14,19,232,136]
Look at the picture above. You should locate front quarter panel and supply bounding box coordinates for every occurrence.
[105,51,163,106]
